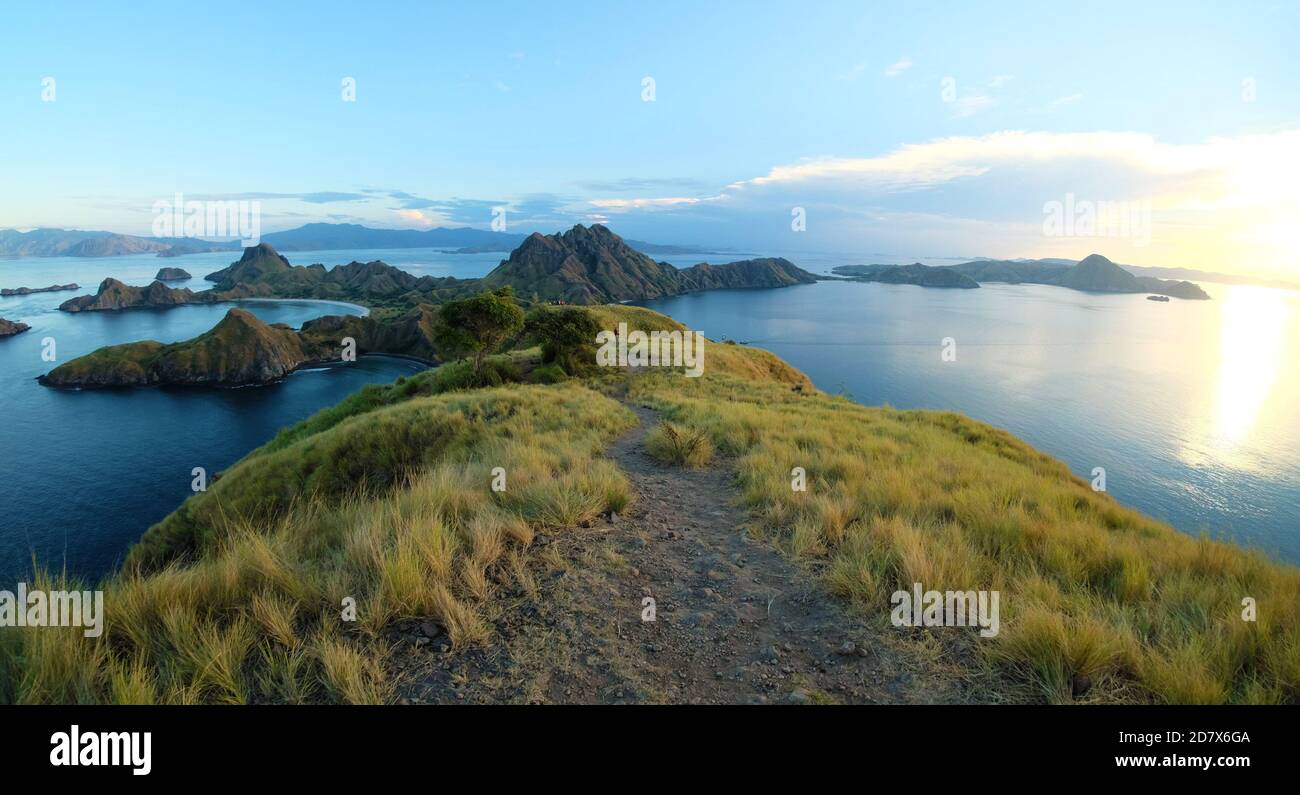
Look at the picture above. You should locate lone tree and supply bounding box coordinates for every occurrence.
[435,286,525,376]
[525,306,602,375]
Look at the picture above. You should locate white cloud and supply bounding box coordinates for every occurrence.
[885,57,913,78]
[396,209,435,227]
[589,195,723,211]
[588,128,1300,273]
[1049,93,1084,107]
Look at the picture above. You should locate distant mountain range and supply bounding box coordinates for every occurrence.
[835,254,1211,299]
[0,223,712,260]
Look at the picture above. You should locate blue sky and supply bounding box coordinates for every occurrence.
[2,0,1298,276]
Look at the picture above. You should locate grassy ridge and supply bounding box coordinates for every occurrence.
[2,381,635,703]
[3,303,1295,704]
[628,367,1300,703]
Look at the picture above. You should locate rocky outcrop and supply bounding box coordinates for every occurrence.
[155,267,192,281]
[204,243,295,288]
[58,278,213,312]
[1,283,79,296]
[482,224,818,304]
[203,243,457,305]
[301,305,441,362]
[832,263,979,289]
[0,318,31,337]
[1132,276,1209,300]
[38,308,334,388]
[482,225,683,303]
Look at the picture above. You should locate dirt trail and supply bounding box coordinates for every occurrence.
[394,403,963,704]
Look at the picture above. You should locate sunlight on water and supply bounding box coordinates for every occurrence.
[1190,286,1293,473]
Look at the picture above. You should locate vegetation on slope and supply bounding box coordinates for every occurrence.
[2,379,635,704]
[40,308,328,388]
[627,360,1299,703]
[3,303,1294,704]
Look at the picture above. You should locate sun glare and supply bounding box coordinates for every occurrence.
[1209,286,1290,458]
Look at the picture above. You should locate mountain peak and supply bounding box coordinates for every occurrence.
[239,242,288,264]
[215,307,263,329]
[1077,253,1117,268]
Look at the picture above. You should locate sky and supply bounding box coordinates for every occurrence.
[1,0,1298,279]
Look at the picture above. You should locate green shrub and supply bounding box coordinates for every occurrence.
[529,362,568,384]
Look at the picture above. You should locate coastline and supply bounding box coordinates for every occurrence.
[219,296,371,317]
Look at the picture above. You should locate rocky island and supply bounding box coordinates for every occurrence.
[58,278,215,312]
[155,267,192,281]
[481,224,817,303]
[1,283,80,296]
[40,302,443,388]
[39,308,340,387]
[0,318,31,337]
[833,253,1209,299]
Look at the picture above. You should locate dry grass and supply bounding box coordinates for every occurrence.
[0,382,635,704]
[628,362,1300,704]
[6,303,1296,706]
[644,421,714,468]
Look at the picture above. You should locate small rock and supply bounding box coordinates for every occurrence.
[420,621,443,639]
[837,641,857,656]
[785,690,812,705]
[535,533,552,546]
[609,512,621,524]
[1072,673,1093,698]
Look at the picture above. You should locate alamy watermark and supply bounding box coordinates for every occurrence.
[596,322,705,377]
[891,582,1000,637]
[50,725,151,776]
[1043,192,1151,246]
[151,192,261,246]
[0,583,104,637]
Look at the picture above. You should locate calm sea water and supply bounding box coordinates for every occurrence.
[0,248,463,580]
[3,246,1296,579]
[640,276,1300,564]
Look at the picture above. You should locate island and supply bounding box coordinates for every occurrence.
[832,253,1210,299]
[832,263,980,288]
[155,267,192,281]
[54,226,818,318]
[58,278,215,312]
[41,225,822,389]
[949,254,1210,299]
[40,308,339,387]
[0,318,31,337]
[39,303,442,389]
[480,224,817,303]
[1,283,79,296]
